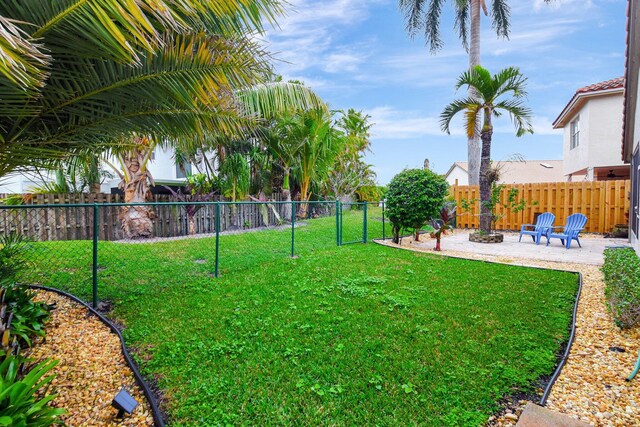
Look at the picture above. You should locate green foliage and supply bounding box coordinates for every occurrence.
[386,169,449,243]
[355,186,382,202]
[220,154,250,202]
[0,234,50,350]
[3,286,50,349]
[603,248,640,328]
[186,173,217,196]
[324,109,376,201]
[0,354,65,426]
[0,233,30,285]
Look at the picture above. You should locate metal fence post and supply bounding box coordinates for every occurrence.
[363,202,368,243]
[382,200,386,240]
[92,203,99,309]
[291,201,295,257]
[335,200,340,246]
[215,202,220,278]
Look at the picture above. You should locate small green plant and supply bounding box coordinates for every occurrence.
[0,233,30,285]
[0,354,65,426]
[430,206,455,251]
[603,247,640,328]
[459,181,535,235]
[386,169,449,243]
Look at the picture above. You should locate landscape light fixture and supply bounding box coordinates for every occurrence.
[112,388,139,419]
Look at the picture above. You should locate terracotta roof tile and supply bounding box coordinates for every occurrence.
[553,77,625,128]
[576,77,625,95]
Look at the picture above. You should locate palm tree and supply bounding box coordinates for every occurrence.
[1,2,328,238]
[295,109,341,218]
[220,153,251,229]
[440,65,533,234]
[398,0,552,185]
[325,110,377,203]
[0,1,285,176]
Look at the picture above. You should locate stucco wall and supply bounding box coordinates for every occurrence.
[446,166,468,186]
[589,94,625,166]
[563,101,591,176]
[563,92,625,178]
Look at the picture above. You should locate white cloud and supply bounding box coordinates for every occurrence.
[365,106,465,139]
[324,52,366,73]
[532,0,594,12]
[264,0,381,74]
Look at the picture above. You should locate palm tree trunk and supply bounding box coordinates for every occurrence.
[299,179,311,219]
[467,0,482,186]
[230,181,239,229]
[119,145,154,239]
[282,169,292,222]
[479,110,493,234]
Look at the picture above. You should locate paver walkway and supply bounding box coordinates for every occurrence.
[399,231,628,265]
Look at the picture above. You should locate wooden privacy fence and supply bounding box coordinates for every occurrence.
[450,180,631,234]
[0,193,322,241]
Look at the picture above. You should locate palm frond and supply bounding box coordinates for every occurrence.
[492,66,528,99]
[440,96,479,135]
[1,0,283,64]
[398,0,427,39]
[237,82,328,119]
[493,98,534,137]
[0,15,49,90]
[453,0,469,51]
[490,0,510,39]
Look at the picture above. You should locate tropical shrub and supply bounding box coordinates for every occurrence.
[0,234,51,349]
[603,247,640,328]
[386,169,449,243]
[0,355,65,426]
[0,233,30,285]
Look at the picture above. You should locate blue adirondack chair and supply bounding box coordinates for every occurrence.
[519,212,555,245]
[546,213,588,249]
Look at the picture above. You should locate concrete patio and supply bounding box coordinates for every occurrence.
[402,231,629,266]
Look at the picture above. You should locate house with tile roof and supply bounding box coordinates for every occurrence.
[444,160,566,186]
[622,0,639,253]
[553,77,630,182]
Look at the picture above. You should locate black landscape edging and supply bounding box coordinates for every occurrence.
[372,239,583,407]
[28,285,165,427]
[538,271,583,406]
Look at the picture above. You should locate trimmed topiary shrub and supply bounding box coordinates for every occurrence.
[603,247,640,328]
[386,169,449,244]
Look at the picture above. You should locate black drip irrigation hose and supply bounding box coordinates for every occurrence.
[28,285,165,427]
[373,239,584,407]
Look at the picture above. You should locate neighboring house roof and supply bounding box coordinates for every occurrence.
[444,161,468,177]
[553,77,625,129]
[623,0,639,163]
[445,160,566,184]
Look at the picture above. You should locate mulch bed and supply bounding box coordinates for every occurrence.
[377,237,640,427]
[29,290,154,427]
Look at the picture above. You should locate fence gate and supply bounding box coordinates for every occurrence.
[338,202,367,245]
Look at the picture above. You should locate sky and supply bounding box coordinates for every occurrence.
[262,0,628,184]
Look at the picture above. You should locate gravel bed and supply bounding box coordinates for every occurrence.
[29,290,154,426]
[376,237,640,427]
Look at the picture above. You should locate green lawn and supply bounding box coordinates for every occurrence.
[23,209,577,426]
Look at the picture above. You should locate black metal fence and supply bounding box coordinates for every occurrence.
[1,200,387,308]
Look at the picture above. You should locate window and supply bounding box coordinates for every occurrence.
[176,162,192,179]
[570,116,580,149]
